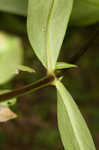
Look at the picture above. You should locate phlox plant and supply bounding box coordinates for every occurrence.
[0,0,99,150]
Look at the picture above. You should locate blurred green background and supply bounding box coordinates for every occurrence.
[0,12,99,150]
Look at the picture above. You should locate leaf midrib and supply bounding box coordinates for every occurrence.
[57,81,84,150]
[46,0,55,71]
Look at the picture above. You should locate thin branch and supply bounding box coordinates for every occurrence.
[0,75,55,101]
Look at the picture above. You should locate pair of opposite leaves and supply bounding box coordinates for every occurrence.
[27,1,96,150]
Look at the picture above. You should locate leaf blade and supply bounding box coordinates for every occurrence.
[18,65,35,73]
[27,0,73,71]
[55,80,96,150]
[56,62,77,70]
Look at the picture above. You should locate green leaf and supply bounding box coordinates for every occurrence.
[18,65,35,73]
[0,0,27,16]
[0,32,23,84]
[70,0,99,26]
[56,62,77,70]
[1,0,99,27]
[0,90,16,107]
[27,0,73,71]
[55,80,96,150]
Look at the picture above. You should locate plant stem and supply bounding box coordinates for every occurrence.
[0,74,55,101]
[0,25,99,102]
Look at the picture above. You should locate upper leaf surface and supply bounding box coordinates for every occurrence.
[17,65,35,73]
[55,80,96,150]
[27,0,73,71]
[56,62,77,70]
